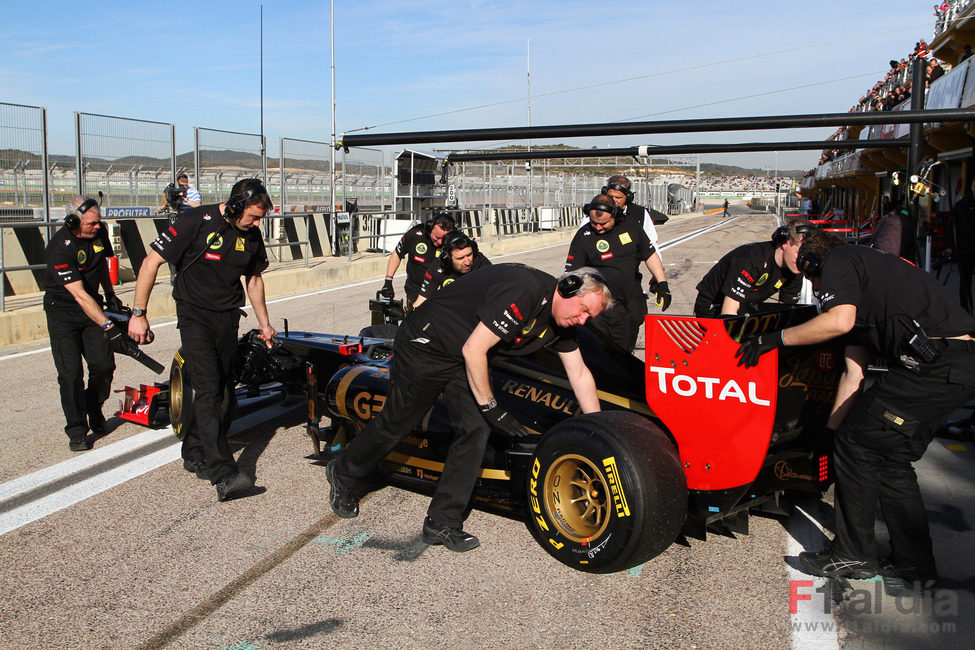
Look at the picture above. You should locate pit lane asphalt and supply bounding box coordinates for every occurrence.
[1,204,972,649]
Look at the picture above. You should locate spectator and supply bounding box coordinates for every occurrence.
[176,173,201,211]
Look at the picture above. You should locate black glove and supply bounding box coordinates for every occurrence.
[104,293,123,314]
[103,322,129,354]
[651,280,672,312]
[482,404,528,438]
[380,279,395,299]
[735,331,784,368]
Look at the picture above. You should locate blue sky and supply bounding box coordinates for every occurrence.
[2,0,937,170]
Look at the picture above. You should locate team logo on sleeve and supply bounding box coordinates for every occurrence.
[618,233,632,245]
[235,237,245,251]
[93,243,104,253]
[416,243,428,255]
[596,239,610,253]
[207,233,224,249]
[77,250,87,264]
[773,279,783,289]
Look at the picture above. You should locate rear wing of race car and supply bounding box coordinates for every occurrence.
[644,306,842,492]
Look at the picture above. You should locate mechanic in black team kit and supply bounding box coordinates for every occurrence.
[327,264,613,552]
[128,179,277,502]
[694,221,812,317]
[737,229,975,590]
[565,194,670,352]
[380,212,455,310]
[413,231,491,307]
[43,195,124,451]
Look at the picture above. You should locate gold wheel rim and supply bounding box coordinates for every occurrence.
[170,365,183,424]
[543,454,609,542]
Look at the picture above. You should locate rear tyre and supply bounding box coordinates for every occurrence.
[169,349,193,441]
[526,411,687,573]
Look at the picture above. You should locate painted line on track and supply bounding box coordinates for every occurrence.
[786,504,839,650]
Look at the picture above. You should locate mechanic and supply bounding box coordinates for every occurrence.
[596,174,662,250]
[128,178,278,502]
[176,172,202,212]
[380,212,455,311]
[326,264,613,552]
[736,228,975,588]
[413,231,491,307]
[43,195,123,452]
[694,220,812,318]
[565,194,669,352]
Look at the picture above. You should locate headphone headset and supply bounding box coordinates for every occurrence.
[65,197,99,230]
[601,182,634,202]
[771,222,817,246]
[557,271,609,298]
[439,231,478,269]
[583,201,622,219]
[796,249,823,277]
[224,181,268,220]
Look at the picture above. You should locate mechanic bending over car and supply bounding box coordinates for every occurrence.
[380,212,455,311]
[565,194,670,353]
[327,264,613,552]
[128,179,278,502]
[694,220,813,318]
[736,228,975,591]
[412,231,491,308]
[43,195,123,452]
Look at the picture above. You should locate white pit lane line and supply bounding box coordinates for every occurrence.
[786,504,839,650]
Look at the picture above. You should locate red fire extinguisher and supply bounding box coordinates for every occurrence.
[107,256,119,286]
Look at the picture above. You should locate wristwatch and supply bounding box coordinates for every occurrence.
[479,397,498,412]
[132,307,147,317]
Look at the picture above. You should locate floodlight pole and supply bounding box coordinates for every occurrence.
[329,0,337,254]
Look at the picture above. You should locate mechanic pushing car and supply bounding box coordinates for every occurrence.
[380,211,455,311]
[736,228,975,590]
[128,178,278,502]
[413,230,491,307]
[43,195,123,452]
[694,220,813,318]
[327,263,613,552]
[565,194,669,353]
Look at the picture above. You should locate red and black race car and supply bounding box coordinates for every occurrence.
[161,299,841,573]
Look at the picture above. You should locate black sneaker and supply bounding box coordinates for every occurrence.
[182,458,210,480]
[421,517,480,552]
[879,557,938,595]
[326,459,359,518]
[215,472,254,501]
[799,549,877,579]
[69,438,92,452]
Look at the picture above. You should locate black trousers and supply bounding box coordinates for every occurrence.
[588,289,646,353]
[958,251,973,313]
[831,341,975,578]
[334,320,491,528]
[176,302,241,483]
[46,306,115,441]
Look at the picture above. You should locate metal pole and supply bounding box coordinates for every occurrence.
[193,127,200,195]
[908,56,926,264]
[41,107,51,230]
[329,0,337,258]
[74,112,83,195]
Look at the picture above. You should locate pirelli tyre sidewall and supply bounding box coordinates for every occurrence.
[526,411,687,574]
[169,349,193,441]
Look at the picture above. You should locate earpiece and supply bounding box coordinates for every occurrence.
[583,201,621,219]
[796,250,823,277]
[601,182,634,202]
[557,272,608,298]
[772,222,817,246]
[65,197,99,230]
[224,182,267,220]
[439,231,478,269]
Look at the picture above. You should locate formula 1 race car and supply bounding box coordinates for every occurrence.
[166,297,841,574]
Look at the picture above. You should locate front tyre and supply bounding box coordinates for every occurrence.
[526,411,687,573]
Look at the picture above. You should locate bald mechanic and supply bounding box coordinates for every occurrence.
[737,229,975,590]
[380,212,455,310]
[694,221,812,317]
[327,264,613,552]
[566,194,669,352]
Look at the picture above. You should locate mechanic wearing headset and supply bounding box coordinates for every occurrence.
[565,194,669,353]
[413,231,491,307]
[128,179,277,502]
[600,174,664,250]
[43,195,123,452]
[737,228,975,589]
[694,220,812,318]
[327,264,613,552]
[380,212,455,310]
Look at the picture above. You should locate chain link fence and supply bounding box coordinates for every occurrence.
[0,102,50,213]
[194,127,266,205]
